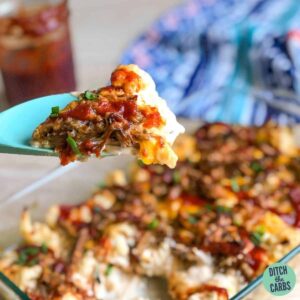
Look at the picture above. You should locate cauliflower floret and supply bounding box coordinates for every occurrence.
[71,251,97,295]
[15,265,42,291]
[188,291,228,300]
[207,273,240,298]
[94,263,149,300]
[90,190,116,210]
[104,223,137,269]
[257,212,300,261]
[20,210,63,257]
[169,264,213,297]
[59,292,81,300]
[106,170,127,187]
[136,239,174,277]
[0,250,18,270]
[277,127,297,156]
[46,205,60,227]
[94,263,133,300]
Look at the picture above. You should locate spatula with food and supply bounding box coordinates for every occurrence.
[0,65,184,168]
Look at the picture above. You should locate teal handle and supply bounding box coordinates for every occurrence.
[0,272,30,300]
[0,93,77,156]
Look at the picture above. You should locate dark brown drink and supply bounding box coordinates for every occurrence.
[0,0,76,106]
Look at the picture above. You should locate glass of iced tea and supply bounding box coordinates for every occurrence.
[0,0,76,106]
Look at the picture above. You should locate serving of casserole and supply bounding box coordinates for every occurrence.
[1,121,300,300]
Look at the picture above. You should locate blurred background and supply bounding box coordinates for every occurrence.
[1,0,300,125]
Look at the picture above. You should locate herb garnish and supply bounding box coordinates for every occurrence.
[98,181,106,189]
[50,106,60,117]
[41,243,48,254]
[188,215,198,224]
[147,218,159,230]
[173,171,181,183]
[231,178,240,192]
[250,225,265,246]
[216,205,232,214]
[85,91,97,100]
[137,160,145,167]
[17,246,40,266]
[66,136,82,156]
[250,162,263,173]
[105,264,113,276]
[204,203,213,211]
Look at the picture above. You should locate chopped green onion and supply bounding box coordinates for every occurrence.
[41,243,48,254]
[17,252,27,265]
[216,205,232,214]
[105,264,113,276]
[147,218,159,230]
[98,181,106,189]
[233,219,242,227]
[137,160,145,167]
[16,246,46,266]
[204,203,213,211]
[85,91,97,100]
[93,206,101,213]
[173,171,181,184]
[250,231,264,246]
[250,162,263,173]
[66,136,82,156]
[231,178,240,193]
[255,225,265,235]
[23,247,39,256]
[188,215,198,224]
[50,106,60,117]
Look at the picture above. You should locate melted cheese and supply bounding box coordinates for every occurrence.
[115,65,185,168]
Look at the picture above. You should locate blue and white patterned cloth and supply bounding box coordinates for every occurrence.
[122,0,300,125]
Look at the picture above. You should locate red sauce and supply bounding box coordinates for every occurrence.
[189,285,229,299]
[246,246,267,271]
[61,99,138,122]
[62,103,97,121]
[79,139,101,157]
[111,68,141,93]
[81,139,96,151]
[59,205,74,220]
[181,194,206,206]
[59,204,89,230]
[95,98,138,120]
[201,285,229,299]
[60,146,76,166]
[142,106,164,128]
[203,241,243,256]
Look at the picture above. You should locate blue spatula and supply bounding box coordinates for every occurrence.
[0,93,134,158]
[0,93,77,156]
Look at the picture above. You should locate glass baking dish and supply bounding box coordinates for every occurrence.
[0,120,300,300]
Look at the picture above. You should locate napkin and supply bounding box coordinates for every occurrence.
[122,0,300,125]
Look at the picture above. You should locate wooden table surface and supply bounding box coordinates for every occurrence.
[0,0,300,299]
